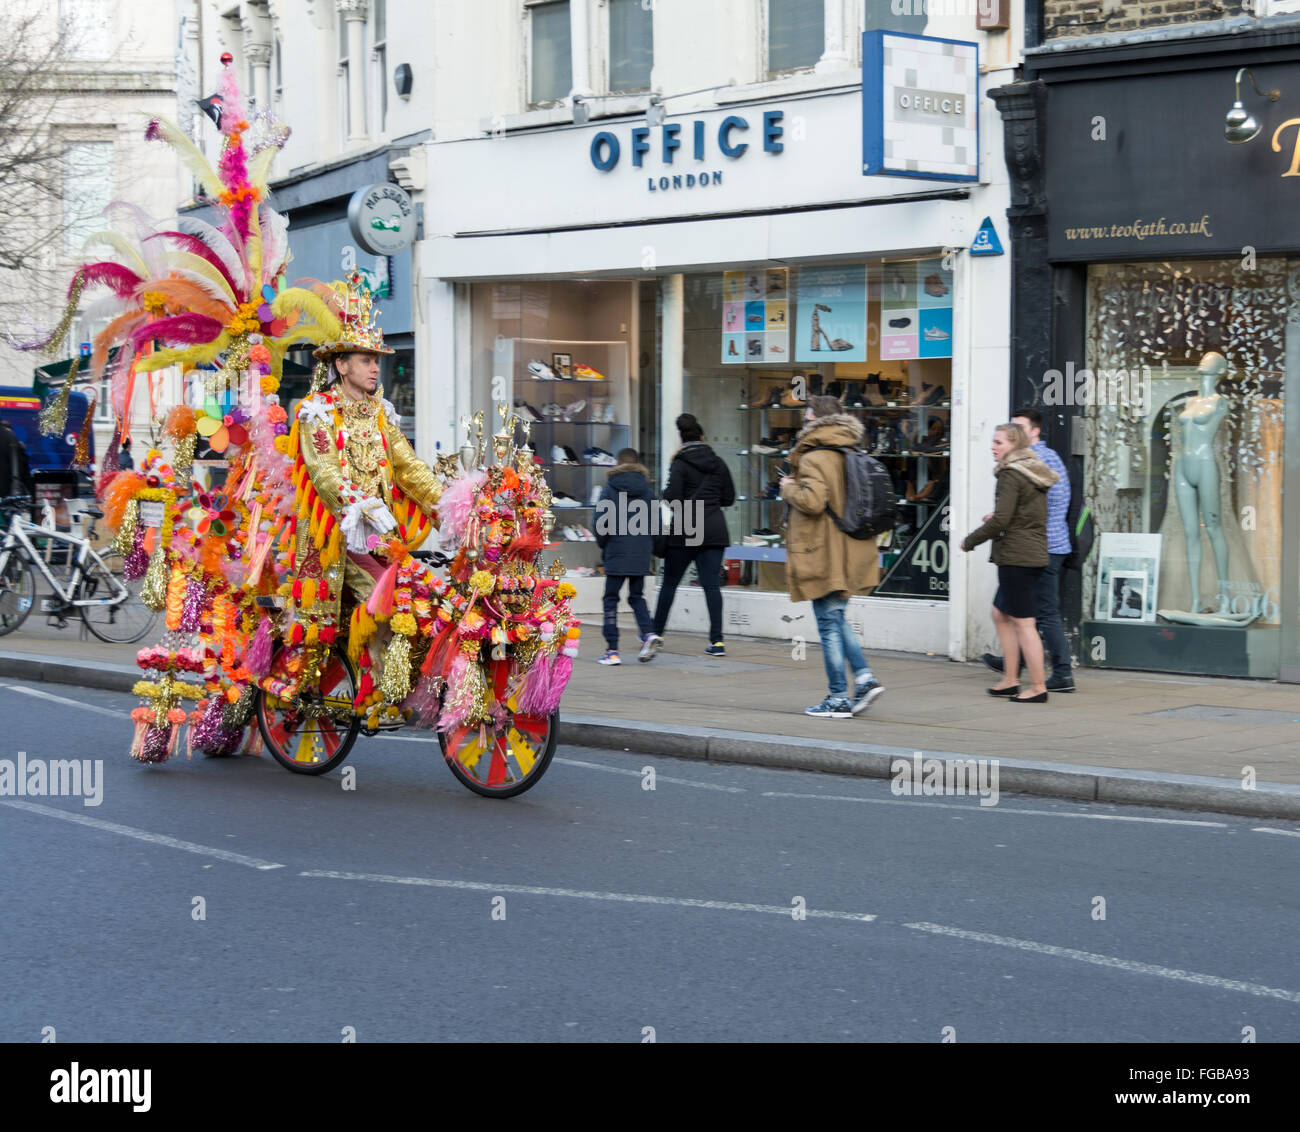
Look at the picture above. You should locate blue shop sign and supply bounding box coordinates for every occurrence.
[589,111,786,193]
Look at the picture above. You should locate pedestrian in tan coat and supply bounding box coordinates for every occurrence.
[779,395,885,719]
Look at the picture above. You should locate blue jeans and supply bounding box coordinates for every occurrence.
[1036,553,1072,681]
[603,574,653,651]
[812,594,869,697]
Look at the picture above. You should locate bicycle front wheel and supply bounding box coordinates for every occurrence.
[0,552,35,636]
[78,550,158,644]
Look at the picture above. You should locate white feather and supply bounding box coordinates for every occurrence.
[79,231,149,280]
[165,256,238,309]
[259,204,289,285]
[174,217,247,299]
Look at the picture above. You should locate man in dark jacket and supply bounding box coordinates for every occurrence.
[0,420,32,499]
[594,448,656,665]
[641,412,736,660]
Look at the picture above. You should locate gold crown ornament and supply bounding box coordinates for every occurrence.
[312,271,395,359]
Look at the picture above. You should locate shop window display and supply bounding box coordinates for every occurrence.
[1081,259,1288,676]
[684,259,952,597]
[470,280,640,579]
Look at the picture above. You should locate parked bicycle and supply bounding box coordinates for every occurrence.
[0,494,158,643]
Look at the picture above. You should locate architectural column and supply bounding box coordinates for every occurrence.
[569,0,594,98]
[245,42,273,110]
[658,274,684,488]
[338,0,369,144]
[816,0,850,73]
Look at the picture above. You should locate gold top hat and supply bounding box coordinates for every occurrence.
[312,270,395,359]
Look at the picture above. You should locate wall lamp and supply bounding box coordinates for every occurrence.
[571,94,590,126]
[1226,68,1281,144]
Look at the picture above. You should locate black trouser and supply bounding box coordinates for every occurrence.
[652,546,725,642]
[602,574,653,651]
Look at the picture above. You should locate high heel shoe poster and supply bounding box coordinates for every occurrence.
[794,265,867,363]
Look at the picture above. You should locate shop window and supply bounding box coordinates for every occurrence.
[529,0,573,107]
[767,0,824,76]
[685,259,953,597]
[864,2,928,34]
[1082,259,1287,676]
[608,0,652,93]
[63,142,113,253]
[372,0,388,132]
[59,0,112,59]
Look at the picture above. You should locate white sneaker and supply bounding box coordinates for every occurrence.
[551,444,568,464]
[638,634,663,662]
[552,493,581,508]
[565,400,586,418]
[528,359,557,380]
[923,327,951,341]
[598,650,621,665]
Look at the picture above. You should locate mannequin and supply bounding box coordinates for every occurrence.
[1174,351,1230,614]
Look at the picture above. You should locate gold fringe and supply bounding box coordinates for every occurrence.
[111,498,140,556]
[140,540,169,610]
[38,358,78,438]
[172,432,197,491]
[378,634,412,705]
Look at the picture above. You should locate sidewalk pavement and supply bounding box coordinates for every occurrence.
[3,613,1300,819]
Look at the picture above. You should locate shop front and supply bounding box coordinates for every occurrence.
[998,23,1300,679]
[425,44,1013,656]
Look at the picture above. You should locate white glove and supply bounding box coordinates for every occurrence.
[341,496,397,552]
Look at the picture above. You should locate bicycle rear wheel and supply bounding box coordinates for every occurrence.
[0,552,35,636]
[78,550,158,644]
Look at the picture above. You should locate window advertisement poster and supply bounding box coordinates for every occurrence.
[1094,532,1161,622]
[793,265,867,363]
[723,268,790,362]
[880,257,953,360]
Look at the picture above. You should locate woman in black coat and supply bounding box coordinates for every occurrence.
[640,413,735,660]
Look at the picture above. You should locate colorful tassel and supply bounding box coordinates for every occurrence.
[246,617,273,678]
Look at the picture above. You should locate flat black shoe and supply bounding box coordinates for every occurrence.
[987,685,1020,697]
[1010,692,1048,703]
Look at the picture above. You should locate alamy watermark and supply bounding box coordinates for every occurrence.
[1040,362,1151,412]
[0,752,103,806]
[891,752,1000,807]
[891,0,999,17]
[594,497,704,547]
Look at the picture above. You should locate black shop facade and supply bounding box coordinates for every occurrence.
[992,19,1300,680]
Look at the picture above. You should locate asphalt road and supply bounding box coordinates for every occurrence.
[1,678,1298,1043]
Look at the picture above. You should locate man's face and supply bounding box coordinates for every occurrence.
[1011,415,1040,444]
[337,352,380,397]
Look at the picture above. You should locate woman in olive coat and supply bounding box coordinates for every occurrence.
[960,422,1059,703]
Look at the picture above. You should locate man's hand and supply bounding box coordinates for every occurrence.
[779,476,794,489]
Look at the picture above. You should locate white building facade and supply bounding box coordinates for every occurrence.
[189,0,1026,661]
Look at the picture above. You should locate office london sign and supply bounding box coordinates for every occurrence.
[347,182,415,256]
[862,30,979,182]
[587,111,788,194]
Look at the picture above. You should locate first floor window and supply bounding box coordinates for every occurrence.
[63,142,113,253]
[529,0,572,106]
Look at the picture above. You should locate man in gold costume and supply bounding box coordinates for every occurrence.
[287,273,442,638]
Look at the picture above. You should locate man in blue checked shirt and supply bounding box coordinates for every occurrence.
[982,408,1076,692]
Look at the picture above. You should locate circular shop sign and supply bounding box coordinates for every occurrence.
[347,182,415,256]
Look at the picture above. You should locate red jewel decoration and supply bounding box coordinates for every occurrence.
[220,51,233,65]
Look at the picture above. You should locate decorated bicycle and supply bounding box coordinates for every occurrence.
[7,60,579,797]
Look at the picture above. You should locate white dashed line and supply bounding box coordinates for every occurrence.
[301,869,874,921]
[2,799,284,870]
[554,756,746,792]
[1252,827,1300,838]
[904,922,1300,1004]
[761,791,1227,826]
[0,683,131,719]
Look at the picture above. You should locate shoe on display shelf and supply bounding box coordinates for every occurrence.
[527,359,557,380]
[513,400,542,421]
[564,399,586,418]
[923,326,950,342]
[563,444,581,464]
[574,364,606,381]
[552,492,582,508]
[924,274,950,297]
[542,402,564,417]
[551,444,577,465]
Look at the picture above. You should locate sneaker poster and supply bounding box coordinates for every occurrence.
[881,258,954,361]
[722,268,789,363]
[794,265,867,363]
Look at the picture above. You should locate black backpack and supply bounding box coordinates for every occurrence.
[806,445,897,540]
[1064,487,1095,572]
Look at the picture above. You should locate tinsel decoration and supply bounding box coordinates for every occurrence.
[437,650,490,731]
[221,682,257,729]
[72,397,95,466]
[192,696,243,756]
[172,431,197,490]
[123,526,150,580]
[38,365,77,438]
[378,633,413,705]
[140,539,170,610]
[132,723,175,764]
[111,498,140,556]
[179,577,206,632]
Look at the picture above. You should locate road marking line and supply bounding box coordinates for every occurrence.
[904,922,1300,1004]
[761,791,1226,826]
[554,756,746,792]
[0,683,130,720]
[1,799,284,870]
[301,869,874,921]
[1253,827,1300,838]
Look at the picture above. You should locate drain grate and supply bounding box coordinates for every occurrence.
[1145,705,1300,725]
